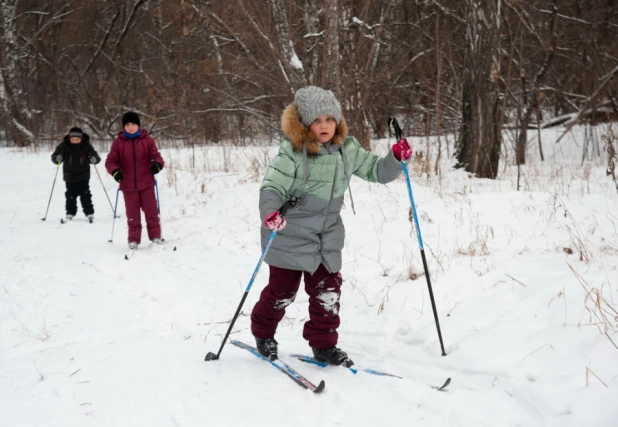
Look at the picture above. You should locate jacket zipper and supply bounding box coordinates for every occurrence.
[319,151,338,272]
[132,139,137,190]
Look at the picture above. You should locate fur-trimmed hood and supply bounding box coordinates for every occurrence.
[281,103,348,154]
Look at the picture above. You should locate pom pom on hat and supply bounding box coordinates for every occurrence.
[294,86,341,127]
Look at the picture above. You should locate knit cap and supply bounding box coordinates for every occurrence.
[68,127,84,139]
[122,111,141,127]
[294,86,341,127]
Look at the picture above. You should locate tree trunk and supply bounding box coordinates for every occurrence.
[454,0,502,179]
[0,0,34,146]
[302,0,322,85]
[271,0,306,90]
[322,0,341,96]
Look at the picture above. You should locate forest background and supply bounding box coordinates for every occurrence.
[1,0,617,177]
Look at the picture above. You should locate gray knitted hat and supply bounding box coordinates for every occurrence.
[68,127,84,139]
[294,86,341,127]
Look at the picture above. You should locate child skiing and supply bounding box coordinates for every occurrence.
[251,86,413,366]
[105,111,165,250]
[51,127,101,222]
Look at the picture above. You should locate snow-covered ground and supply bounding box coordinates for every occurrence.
[1,126,617,426]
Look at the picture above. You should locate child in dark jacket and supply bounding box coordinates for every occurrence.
[105,111,165,250]
[51,127,101,222]
[250,86,413,366]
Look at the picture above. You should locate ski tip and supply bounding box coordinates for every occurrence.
[436,377,451,391]
[314,380,326,393]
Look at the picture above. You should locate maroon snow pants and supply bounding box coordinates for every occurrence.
[122,186,161,244]
[250,264,343,349]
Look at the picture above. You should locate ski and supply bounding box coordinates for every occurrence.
[231,340,325,393]
[60,217,93,224]
[433,377,451,391]
[289,353,451,391]
[289,353,402,378]
[124,240,177,260]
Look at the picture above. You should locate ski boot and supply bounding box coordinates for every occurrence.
[312,346,354,367]
[255,337,278,360]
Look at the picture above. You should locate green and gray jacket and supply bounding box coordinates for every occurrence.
[259,103,404,274]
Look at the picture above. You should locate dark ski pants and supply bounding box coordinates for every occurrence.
[122,186,161,244]
[65,181,94,216]
[251,264,343,349]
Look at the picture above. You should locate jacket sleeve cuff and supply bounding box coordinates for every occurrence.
[259,190,285,222]
[377,150,404,183]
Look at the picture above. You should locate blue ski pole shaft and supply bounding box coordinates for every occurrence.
[401,163,446,356]
[108,188,120,243]
[205,230,278,361]
[41,162,61,221]
[390,114,446,356]
[155,179,160,215]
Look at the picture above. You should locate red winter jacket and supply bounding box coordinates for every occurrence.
[105,130,165,192]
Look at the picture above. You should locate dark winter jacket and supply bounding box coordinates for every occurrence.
[105,129,164,192]
[51,133,101,183]
[259,103,404,274]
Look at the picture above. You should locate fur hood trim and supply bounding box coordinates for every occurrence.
[281,102,348,154]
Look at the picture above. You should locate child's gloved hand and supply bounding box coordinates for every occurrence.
[112,169,124,183]
[55,155,63,164]
[150,162,162,174]
[89,156,98,164]
[264,211,286,231]
[392,138,413,161]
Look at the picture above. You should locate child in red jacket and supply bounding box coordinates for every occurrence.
[105,111,165,249]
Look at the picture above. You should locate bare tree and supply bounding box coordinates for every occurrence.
[0,0,615,169]
[454,0,503,179]
[0,0,34,146]
[513,0,558,169]
[321,0,342,96]
[271,0,307,90]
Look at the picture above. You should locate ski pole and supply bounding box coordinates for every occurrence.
[41,162,61,221]
[205,229,279,361]
[155,179,160,215]
[108,188,120,243]
[389,115,447,357]
[94,164,118,217]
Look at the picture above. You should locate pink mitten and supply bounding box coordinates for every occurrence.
[264,211,287,231]
[392,137,413,161]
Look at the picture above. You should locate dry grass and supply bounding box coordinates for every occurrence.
[602,122,618,196]
[569,263,618,351]
[547,285,568,326]
[585,366,609,388]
